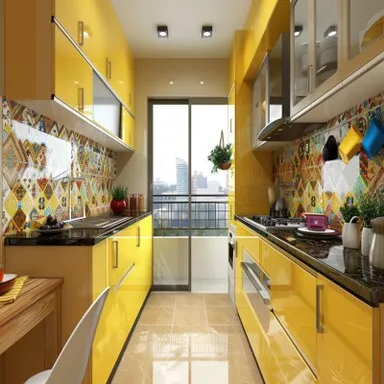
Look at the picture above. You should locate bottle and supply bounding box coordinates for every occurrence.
[138,194,144,212]
[130,194,137,212]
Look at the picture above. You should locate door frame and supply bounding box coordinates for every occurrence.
[148,97,227,291]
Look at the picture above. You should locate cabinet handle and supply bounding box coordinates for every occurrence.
[78,88,84,112]
[106,58,112,79]
[78,21,84,46]
[113,240,119,268]
[137,226,141,247]
[316,284,324,333]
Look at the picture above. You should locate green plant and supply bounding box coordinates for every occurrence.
[111,185,127,200]
[377,193,384,217]
[207,143,233,174]
[340,203,360,223]
[359,193,378,228]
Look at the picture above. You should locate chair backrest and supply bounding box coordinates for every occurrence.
[46,287,110,384]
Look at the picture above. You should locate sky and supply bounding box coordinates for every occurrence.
[153,104,229,189]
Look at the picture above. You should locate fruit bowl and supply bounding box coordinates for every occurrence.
[36,223,72,234]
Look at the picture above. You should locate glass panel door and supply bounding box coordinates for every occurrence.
[152,102,190,289]
[151,100,228,291]
[191,104,229,293]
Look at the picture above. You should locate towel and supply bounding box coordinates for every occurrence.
[0,276,28,305]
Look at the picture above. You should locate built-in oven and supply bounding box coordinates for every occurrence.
[228,225,236,306]
[241,249,271,333]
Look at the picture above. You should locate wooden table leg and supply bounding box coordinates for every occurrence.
[44,287,62,370]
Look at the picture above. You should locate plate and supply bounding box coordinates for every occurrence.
[35,224,72,235]
[298,227,339,236]
[0,274,17,296]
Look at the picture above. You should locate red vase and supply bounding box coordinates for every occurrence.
[110,199,127,214]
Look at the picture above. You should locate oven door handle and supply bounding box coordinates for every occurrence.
[241,262,271,307]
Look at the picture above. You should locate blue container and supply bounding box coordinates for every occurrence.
[362,119,384,159]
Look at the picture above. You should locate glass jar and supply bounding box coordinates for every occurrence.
[129,194,137,212]
[138,194,144,212]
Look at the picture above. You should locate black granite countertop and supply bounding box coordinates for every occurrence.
[235,215,384,306]
[4,211,152,247]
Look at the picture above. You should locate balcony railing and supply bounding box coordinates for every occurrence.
[153,194,228,236]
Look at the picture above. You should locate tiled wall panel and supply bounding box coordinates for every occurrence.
[274,92,384,231]
[2,98,116,234]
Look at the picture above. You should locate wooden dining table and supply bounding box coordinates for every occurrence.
[0,277,63,384]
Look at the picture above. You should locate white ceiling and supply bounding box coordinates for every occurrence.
[111,0,252,59]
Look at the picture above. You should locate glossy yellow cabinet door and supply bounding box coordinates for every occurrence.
[138,215,153,296]
[121,107,135,149]
[269,246,317,371]
[55,26,93,119]
[317,275,375,384]
[55,0,90,48]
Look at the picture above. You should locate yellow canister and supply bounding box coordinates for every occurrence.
[338,125,364,164]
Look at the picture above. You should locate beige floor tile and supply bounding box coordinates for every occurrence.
[171,326,211,359]
[129,325,173,344]
[203,293,233,307]
[139,306,174,325]
[206,307,241,326]
[208,329,247,357]
[175,293,204,307]
[146,292,176,307]
[227,354,264,384]
[173,305,207,325]
[112,355,153,384]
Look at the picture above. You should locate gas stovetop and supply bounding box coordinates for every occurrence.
[244,215,305,231]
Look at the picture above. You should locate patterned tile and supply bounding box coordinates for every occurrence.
[2,98,117,234]
[275,91,384,221]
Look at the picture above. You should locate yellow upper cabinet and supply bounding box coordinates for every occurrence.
[316,275,376,384]
[121,107,135,149]
[55,24,93,119]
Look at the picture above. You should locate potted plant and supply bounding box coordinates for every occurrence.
[340,203,361,249]
[359,193,379,256]
[110,185,128,214]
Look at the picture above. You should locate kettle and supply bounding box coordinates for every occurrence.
[369,217,384,269]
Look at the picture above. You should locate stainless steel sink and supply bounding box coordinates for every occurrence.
[69,216,132,230]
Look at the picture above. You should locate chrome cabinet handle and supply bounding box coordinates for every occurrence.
[114,263,135,291]
[112,240,119,269]
[78,88,84,111]
[316,285,324,333]
[78,21,84,46]
[137,226,141,247]
[241,262,270,306]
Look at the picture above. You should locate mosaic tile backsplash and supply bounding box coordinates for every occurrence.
[2,98,117,234]
[274,91,384,231]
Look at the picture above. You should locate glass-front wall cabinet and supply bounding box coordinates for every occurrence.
[292,0,309,107]
[349,0,384,59]
[315,0,338,87]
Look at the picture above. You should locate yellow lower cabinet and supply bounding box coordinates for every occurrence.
[317,275,376,384]
[138,215,153,296]
[269,246,317,371]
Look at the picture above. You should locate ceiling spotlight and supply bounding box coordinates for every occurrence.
[157,25,168,38]
[169,80,174,85]
[294,25,303,37]
[324,25,337,38]
[202,25,213,38]
[200,81,204,85]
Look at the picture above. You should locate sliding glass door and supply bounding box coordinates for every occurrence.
[150,99,228,291]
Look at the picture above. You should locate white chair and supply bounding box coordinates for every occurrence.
[25,287,110,384]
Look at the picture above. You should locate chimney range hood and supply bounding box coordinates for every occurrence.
[252,33,323,145]
[257,117,322,141]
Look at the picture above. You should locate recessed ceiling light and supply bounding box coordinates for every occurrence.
[201,25,213,38]
[200,81,204,85]
[324,25,337,38]
[157,25,168,38]
[294,25,303,37]
[169,80,174,85]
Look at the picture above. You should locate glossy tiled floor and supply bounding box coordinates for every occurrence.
[112,293,263,384]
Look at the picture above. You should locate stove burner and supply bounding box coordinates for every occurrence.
[248,215,305,230]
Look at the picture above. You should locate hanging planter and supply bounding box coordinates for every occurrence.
[207,130,233,174]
